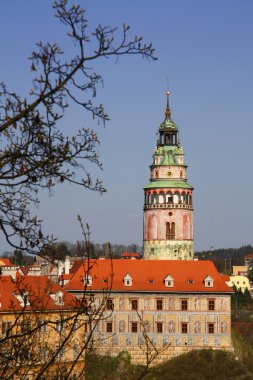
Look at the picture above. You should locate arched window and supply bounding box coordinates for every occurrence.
[171,222,175,239]
[166,222,175,240]
[166,192,173,204]
[166,222,170,240]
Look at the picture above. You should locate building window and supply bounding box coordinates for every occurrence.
[181,299,188,311]
[156,299,163,310]
[73,344,79,360]
[2,322,12,335]
[106,322,113,333]
[83,274,92,287]
[20,321,31,333]
[131,299,138,310]
[131,322,138,333]
[208,299,215,311]
[208,323,215,334]
[73,319,79,331]
[181,323,188,334]
[157,322,163,333]
[39,320,48,333]
[56,319,65,332]
[106,299,114,310]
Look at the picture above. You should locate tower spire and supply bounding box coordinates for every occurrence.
[165,90,171,119]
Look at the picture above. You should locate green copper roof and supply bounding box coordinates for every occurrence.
[160,151,179,166]
[144,180,193,190]
[159,117,178,131]
[154,145,184,155]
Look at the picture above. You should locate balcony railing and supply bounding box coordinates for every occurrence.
[144,203,193,210]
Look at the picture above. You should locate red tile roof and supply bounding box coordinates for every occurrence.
[220,274,230,282]
[0,276,78,312]
[64,259,232,294]
[19,266,29,275]
[121,252,140,258]
[245,253,253,259]
[0,258,12,266]
[70,259,85,274]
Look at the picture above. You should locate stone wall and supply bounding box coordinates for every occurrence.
[143,240,194,260]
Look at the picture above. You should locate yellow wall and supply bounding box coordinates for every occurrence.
[228,275,250,292]
[232,266,248,276]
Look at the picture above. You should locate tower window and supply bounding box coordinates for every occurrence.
[171,222,175,239]
[166,222,175,240]
[166,222,170,239]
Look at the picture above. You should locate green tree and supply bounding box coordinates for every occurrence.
[13,249,24,266]
[41,242,71,261]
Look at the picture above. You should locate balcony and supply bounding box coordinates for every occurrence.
[144,203,193,210]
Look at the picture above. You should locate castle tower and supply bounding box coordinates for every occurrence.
[143,92,194,260]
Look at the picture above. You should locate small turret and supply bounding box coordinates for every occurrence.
[158,91,179,146]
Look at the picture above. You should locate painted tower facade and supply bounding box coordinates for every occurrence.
[143,92,194,260]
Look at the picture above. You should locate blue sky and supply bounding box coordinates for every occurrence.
[0,0,253,252]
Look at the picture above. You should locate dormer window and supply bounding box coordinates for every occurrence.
[187,279,194,284]
[56,291,64,306]
[84,274,92,287]
[204,275,214,288]
[164,274,174,288]
[123,274,132,287]
[14,291,30,307]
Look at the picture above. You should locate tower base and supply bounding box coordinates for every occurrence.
[143,240,194,260]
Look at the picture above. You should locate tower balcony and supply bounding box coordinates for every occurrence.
[144,203,193,210]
